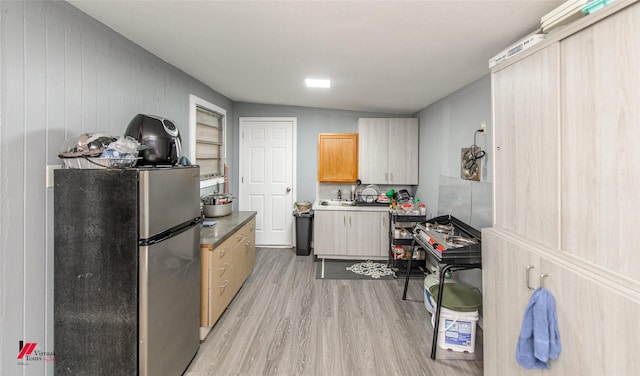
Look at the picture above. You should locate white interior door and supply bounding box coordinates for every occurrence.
[239,118,296,246]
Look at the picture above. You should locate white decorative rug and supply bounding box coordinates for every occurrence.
[346,260,395,279]
[316,259,395,280]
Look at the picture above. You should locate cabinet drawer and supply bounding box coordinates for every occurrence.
[230,226,248,248]
[208,265,236,326]
[213,241,233,263]
[211,260,232,284]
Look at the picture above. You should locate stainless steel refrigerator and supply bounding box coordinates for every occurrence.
[54,166,201,376]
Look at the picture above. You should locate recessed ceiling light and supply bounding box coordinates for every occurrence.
[305,78,331,88]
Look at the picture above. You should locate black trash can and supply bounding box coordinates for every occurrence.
[293,209,314,256]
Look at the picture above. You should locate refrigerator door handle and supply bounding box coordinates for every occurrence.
[141,217,202,246]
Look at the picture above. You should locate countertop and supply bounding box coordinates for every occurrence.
[200,211,257,247]
[312,200,389,212]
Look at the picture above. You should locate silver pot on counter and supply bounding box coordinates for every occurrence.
[201,193,233,217]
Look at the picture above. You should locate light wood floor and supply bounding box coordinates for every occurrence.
[185,248,483,376]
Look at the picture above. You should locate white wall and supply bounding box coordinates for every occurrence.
[413,75,493,295]
[414,75,492,229]
[232,102,410,203]
[0,1,231,374]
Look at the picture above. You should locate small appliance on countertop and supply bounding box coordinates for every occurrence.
[393,189,411,203]
[125,114,182,166]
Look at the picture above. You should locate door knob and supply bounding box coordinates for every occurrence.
[286,187,291,193]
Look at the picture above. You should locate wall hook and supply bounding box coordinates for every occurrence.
[540,273,549,289]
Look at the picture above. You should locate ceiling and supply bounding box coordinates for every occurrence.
[67,0,564,115]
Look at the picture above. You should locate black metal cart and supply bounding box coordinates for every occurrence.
[402,215,482,360]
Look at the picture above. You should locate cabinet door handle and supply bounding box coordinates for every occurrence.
[526,265,536,290]
[390,173,394,182]
[385,172,388,182]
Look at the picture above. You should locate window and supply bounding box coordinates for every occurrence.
[189,95,226,189]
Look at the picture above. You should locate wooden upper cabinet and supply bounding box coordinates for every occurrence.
[318,133,358,183]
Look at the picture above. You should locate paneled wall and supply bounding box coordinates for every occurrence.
[0,1,232,374]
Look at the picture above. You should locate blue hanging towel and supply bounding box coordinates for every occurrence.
[515,287,561,369]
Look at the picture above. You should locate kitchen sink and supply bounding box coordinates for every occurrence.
[320,199,357,207]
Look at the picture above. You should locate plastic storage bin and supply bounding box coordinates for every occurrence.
[428,282,482,353]
[432,307,480,353]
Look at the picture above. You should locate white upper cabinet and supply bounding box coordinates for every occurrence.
[358,118,419,185]
[560,2,640,282]
[358,118,388,184]
[492,44,560,250]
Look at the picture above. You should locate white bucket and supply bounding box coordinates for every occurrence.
[431,308,479,353]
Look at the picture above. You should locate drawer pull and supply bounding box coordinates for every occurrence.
[219,280,229,292]
[219,263,230,276]
[219,247,228,258]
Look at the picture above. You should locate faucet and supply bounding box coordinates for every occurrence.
[337,189,342,199]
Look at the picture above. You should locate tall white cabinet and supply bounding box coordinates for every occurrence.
[358,118,419,185]
[484,1,640,374]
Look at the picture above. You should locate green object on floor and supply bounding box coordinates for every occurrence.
[429,282,482,312]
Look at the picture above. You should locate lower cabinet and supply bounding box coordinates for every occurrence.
[200,218,255,338]
[314,210,387,259]
[482,228,640,375]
